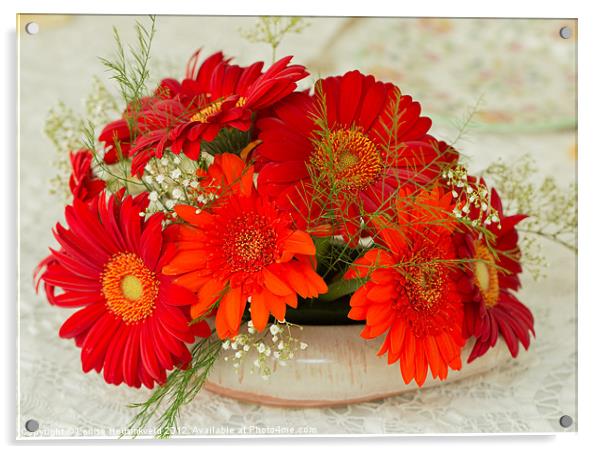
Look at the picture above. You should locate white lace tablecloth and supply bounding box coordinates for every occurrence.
[17,15,577,438]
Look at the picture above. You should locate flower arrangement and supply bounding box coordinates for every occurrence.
[33,17,576,437]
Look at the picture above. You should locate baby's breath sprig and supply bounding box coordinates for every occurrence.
[483,154,577,280]
[44,77,121,199]
[442,165,500,228]
[221,319,308,379]
[139,153,208,218]
[240,17,308,62]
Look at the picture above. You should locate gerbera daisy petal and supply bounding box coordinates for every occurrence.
[59,303,106,339]
[250,293,270,333]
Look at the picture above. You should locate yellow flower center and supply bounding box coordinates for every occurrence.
[190,101,224,123]
[190,97,246,123]
[310,129,383,191]
[101,252,159,324]
[473,242,500,308]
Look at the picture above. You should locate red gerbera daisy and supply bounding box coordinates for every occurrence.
[345,188,466,386]
[99,51,230,165]
[456,187,535,362]
[36,191,209,388]
[255,70,458,239]
[68,149,106,202]
[128,53,308,176]
[162,154,327,339]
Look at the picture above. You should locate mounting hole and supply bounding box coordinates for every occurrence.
[25,419,39,432]
[559,415,573,428]
[25,22,39,35]
[559,26,572,39]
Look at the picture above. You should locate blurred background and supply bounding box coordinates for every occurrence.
[18,15,577,437]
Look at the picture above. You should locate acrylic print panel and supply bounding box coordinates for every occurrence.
[17,15,577,438]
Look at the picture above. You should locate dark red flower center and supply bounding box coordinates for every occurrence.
[101,252,159,324]
[473,242,500,308]
[390,251,455,338]
[310,129,383,191]
[404,263,445,312]
[223,213,278,273]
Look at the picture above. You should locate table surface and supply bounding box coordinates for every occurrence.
[17,15,577,438]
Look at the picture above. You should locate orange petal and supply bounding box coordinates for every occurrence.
[281,230,316,260]
[277,263,310,298]
[414,340,428,386]
[250,291,270,332]
[366,284,395,303]
[221,286,246,334]
[262,290,287,321]
[173,270,210,292]
[195,278,224,314]
[263,267,294,296]
[163,251,203,275]
[400,334,416,384]
[174,205,213,227]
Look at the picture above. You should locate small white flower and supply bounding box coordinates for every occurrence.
[149,191,159,202]
[300,342,308,350]
[143,175,153,184]
[243,345,250,352]
[234,351,243,359]
[257,343,266,353]
[272,335,278,343]
[155,175,165,184]
[160,157,169,166]
[481,202,488,212]
[265,347,272,356]
[273,351,280,359]
[277,341,284,350]
[467,186,474,194]
[171,169,182,179]
[182,179,190,187]
[190,181,199,189]
[231,342,239,350]
[165,199,176,209]
[222,340,231,350]
[139,211,146,217]
[451,190,459,198]
[173,156,181,164]
[172,188,184,200]
[269,325,281,336]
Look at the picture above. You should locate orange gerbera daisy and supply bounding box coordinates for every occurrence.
[345,188,466,386]
[163,154,327,339]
